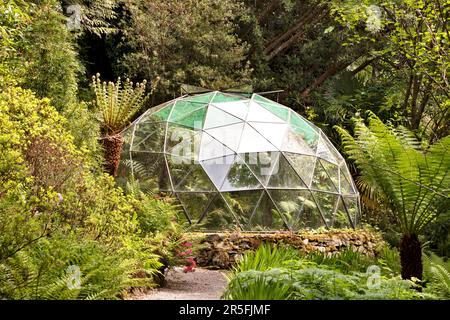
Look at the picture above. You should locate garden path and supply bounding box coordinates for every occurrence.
[131,267,228,300]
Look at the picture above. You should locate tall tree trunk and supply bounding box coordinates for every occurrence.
[399,233,423,280]
[102,133,124,177]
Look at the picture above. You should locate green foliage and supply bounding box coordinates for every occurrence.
[423,253,450,299]
[120,0,251,99]
[224,244,429,300]
[0,86,163,299]
[335,112,450,235]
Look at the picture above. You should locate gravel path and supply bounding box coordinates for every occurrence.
[131,267,229,300]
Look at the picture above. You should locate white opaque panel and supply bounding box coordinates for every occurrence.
[201,155,235,189]
[203,105,242,130]
[249,122,289,149]
[237,124,278,153]
[199,132,235,161]
[246,100,285,123]
[205,122,244,152]
[211,101,249,120]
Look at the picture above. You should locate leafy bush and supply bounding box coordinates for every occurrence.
[224,244,432,300]
[0,86,163,299]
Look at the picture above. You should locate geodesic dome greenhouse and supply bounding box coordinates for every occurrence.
[118,91,360,231]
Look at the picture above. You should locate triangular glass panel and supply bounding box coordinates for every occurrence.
[248,122,288,149]
[131,121,166,153]
[267,153,307,189]
[201,154,235,189]
[197,193,240,231]
[289,111,320,147]
[241,152,278,186]
[334,196,353,228]
[151,102,175,121]
[199,132,236,161]
[171,106,206,129]
[313,191,339,227]
[221,190,264,229]
[252,95,290,121]
[169,99,208,123]
[316,132,341,164]
[177,192,215,224]
[311,159,338,192]
[183,92,215,104]
[343,196,359,227]
[165,124,200,161]
[166,154,215,191]
[284,153,316,187]
[203,105,242,130]
[128,151,171,191]
[220,156,263,191]
[294,192,325,229]
[205,122,244,152]
[319,159,339,192]
[249,191,287,231]
[246,100,285,123]
[237,123,278,153]
[339,163,357,194]
[212,101,249,120]
[281,128,316,155]
[268,189,310,230]
[211,92,246,103]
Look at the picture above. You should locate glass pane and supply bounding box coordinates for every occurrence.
[284,153,316,187]
[249,191,287,231]
[267,153,307,189]
[268,189,310,230]
[166,154,215,191]
[131,121,166,153]
[176,192,214,223]
[221,157,263,191]
[169,99,208,123]
[339,163,357,194]
[313,191,339,227]
[203,105,242,130]
[344,196,359,227]
[171,106,206,129]
[237,124,277,153]
[334,197,352,228]
[152,102,174,121]
[205,122,244,152]
[197,193,240,231]
[311,160,338,192]
[316,132,342,165]
[212,101,249,120]
[211,92,245,103]
[249,122,288,149]
[165,124,201,160]
[319,159,339,191]
[246,101,285,123]
[201,155,235,188]
[242,152,278,186]
[289,111,319,146]
[252,95,290,121]
[128,152,171,192]
[222,190,264,229]
[183,92,215,104]
[199,132,235,161]
[281,129,316,155]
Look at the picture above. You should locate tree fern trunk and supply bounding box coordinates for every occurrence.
[400,233,423,280]
[101,133,124,177]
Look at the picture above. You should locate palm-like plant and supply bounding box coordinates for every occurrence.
[92,73,158,176]
[335,112,449,280]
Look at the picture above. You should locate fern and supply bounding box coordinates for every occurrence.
[423,253,450,299]
[335,112,450,236]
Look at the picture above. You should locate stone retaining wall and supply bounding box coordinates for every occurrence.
[187,229,385,269]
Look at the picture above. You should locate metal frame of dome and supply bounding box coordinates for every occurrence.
[118,91,360,231]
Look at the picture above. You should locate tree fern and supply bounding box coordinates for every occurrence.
[335,111,450,280]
